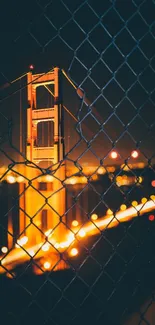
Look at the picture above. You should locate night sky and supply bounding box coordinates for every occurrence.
[0,0,155,166]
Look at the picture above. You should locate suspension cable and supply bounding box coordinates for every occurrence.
[62,69,77,90]
[11,72,27,84]
[44,85,78,122]
[62,69,103,123]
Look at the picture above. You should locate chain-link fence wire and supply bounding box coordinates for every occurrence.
[1,0,155,324]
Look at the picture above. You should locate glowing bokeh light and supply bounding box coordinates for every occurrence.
[141,197,147,204]
[107,209,113,215]
[91,213,98,221]
[1,246,8,254]
[7,175,16,184]
[78,229,86,238]
[29,249,35,257]
[132,201,138,207]
[149,214,155,221]
[72,220,79,227]
[42,243,50,252]
[97,167,105,175]
[151,180,155,187]
[45,175,53,182]
[131,150,139,158]
[120,204,127,211]
[44,261,51,270]
[110,151,118,159]
[70,248,78,257]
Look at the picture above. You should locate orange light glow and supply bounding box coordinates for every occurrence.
[131,150,139,158]
[70,248,78,257]
[110,151,118,159]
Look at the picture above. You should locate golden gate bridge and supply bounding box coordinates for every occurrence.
[0,67,155,276]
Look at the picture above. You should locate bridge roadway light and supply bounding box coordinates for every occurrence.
[91,213,98,221]
[1,246,8,254]
[132,200,138,207]
[78,229,86,238]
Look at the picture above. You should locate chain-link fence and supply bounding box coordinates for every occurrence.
[1,0,155,324]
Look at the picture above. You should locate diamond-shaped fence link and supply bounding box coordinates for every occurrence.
[1,0,155,324]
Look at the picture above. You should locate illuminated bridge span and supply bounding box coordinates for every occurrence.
[0,198,155,275]
[0,67,155,275]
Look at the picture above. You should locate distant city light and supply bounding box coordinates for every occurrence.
[148,214,155,221]
[70,248,78,257]
[72,220,79,227]
[1,246,8,254]
[110,151,118,159]
[44,261,51,270]
[150,195,155,201]
[91,213,98,221]
[151,180,155,187]
[131,150,139,158]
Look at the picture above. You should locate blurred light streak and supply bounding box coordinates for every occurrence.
[1,200,155,274]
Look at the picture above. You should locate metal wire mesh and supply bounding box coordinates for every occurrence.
[1,0,155,324]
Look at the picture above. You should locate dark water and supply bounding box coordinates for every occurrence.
[1,167,155,325]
